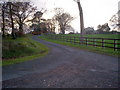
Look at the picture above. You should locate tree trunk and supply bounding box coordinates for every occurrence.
[60,24,65,34]
[18,23,24,36]
[77,1,84,43]
[9,2,16,39]
[2,4,5,37]
[62,28,65,34]
[19,23,23,32]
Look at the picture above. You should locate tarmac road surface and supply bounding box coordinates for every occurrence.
[2,35,118,88]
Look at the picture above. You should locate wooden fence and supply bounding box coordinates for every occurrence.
[43,34,120,51]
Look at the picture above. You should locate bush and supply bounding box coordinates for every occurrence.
[69,32,74,34]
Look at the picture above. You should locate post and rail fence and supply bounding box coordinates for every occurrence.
[43,34,120,51]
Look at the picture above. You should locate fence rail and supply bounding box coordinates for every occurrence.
[43,34,120,51]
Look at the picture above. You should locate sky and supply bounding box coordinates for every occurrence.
[32,0,119,33]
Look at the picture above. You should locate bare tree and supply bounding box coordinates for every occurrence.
[109,11,120,31]
[1,2,36,38]
[1,2,14,38]
[8,2,16,39]
[54,8,74,34]
[45,18,56,33]
[11,2,36,36]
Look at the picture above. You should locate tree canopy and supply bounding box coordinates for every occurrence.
[1,2,37,38]
[54,8,74,34]
[109,10,120,31]
[97,23,110,33]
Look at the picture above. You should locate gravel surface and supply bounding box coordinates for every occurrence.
[2,35,118,88]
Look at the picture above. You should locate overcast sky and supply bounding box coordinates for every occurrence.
[32,0,119,32]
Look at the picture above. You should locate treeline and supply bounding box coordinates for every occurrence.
[1,2,38,39]
[1,1,74,39]
[83,23,120,35]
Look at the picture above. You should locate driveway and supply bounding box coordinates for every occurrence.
[2,35,118,88]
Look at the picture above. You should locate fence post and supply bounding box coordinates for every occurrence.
[62,36,63,41]
[69,36,71,43]
[63,36,64,41]
[114,39,116,51]
[70,36,71,43]
[55,35,56,40]
[93,38,96,47]
[51,34,52,39]
[102,38,104,48]
[79,37,81,45]
[52,35,54,39]
[67,36,69,42]
[53,35,56,39]
[66,36,67,42]
[55,35,58,40]
[86,37,87,46]
[57,35,58,40]
[49,34,50,39]
[73,37,75,44]
[60,35,61,40]
[58,35,59,40]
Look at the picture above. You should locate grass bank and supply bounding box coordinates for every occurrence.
[2,36,49,66]
[39,35,119,57]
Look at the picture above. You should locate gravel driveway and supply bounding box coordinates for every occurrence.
[2,35,118,88]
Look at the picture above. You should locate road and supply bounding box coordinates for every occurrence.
[2,35,118,88]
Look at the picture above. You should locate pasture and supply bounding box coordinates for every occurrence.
[40,34,120,57]
[57,34,119,39]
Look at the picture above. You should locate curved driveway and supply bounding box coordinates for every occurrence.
[2,35,118,88]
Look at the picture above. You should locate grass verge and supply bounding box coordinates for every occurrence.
[2,36,49,66]
[39,36,119,57]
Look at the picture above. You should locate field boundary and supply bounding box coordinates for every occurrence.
[43,34,120,51]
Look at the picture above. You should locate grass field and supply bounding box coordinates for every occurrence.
[40,34,120,57]
[2,36,49,66]
[61,34,119,39]
[44,34,120,49]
